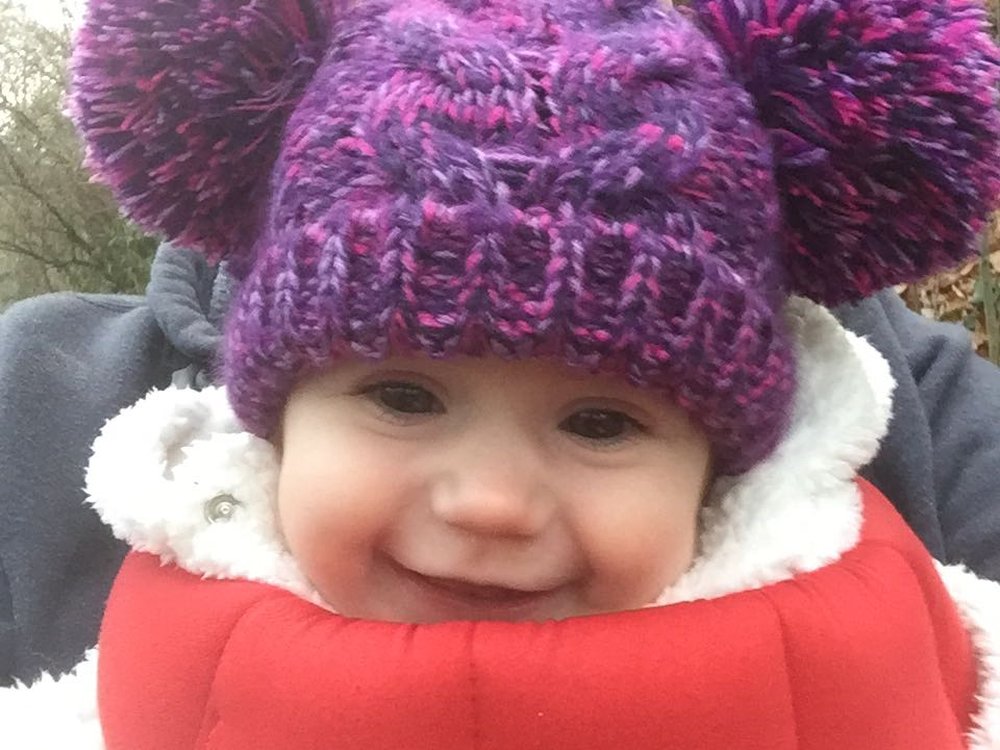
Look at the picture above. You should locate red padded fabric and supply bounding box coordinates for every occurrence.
[98,481,978,749]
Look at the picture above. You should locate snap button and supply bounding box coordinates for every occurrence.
[205,494,242,523]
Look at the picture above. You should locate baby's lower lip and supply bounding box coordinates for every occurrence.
[385,556,562,621]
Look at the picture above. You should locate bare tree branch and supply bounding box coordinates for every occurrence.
[0,140,100,259]
[0,94,77,169]
[0,3,157,301]
[0,237,100,272]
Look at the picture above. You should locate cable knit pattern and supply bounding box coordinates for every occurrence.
[69,0,1000,473]
[225,0,796,473]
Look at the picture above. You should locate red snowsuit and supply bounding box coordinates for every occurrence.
[97,480,980,750]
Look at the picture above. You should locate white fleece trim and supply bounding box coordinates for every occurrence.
[83,386,322,607]
[0,649,102,749]
[658,297,895,604]
[936,562,1000,749]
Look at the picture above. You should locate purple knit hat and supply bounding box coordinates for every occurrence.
[70,0,1000,474]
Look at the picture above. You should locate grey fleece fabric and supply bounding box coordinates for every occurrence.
[0,246,219,686]
[1,244,999,686]
[837,295,1000,572]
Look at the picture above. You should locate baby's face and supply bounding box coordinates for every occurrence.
[277,355,711,623]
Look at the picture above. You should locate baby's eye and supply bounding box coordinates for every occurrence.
[560,409,643,442]
[365,381,444,416]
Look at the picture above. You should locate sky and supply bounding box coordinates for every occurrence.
[10,0,83,28]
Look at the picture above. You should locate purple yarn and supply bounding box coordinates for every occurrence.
[692,0,1000,305]
[222,0,795,473]
[69,0,1000,474]
[69,0,335,263]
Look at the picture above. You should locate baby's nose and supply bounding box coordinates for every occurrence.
[430,463,553,538]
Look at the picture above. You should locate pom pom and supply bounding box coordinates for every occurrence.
[692,0,1000,305]
[69,0,334,262]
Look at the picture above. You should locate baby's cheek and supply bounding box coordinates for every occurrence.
[275,469,326,568]
[275,453,398,603]
[578,483,701,610]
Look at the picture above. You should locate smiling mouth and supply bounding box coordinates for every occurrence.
[415,572,545,603]
[385,555,562,618]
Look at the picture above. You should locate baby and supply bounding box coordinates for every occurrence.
[4,0,1000,746]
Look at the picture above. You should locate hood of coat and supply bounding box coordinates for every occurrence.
[145,243,233,383]
[83,296,894,609]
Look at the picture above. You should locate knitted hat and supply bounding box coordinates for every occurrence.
[70,0,1000,474]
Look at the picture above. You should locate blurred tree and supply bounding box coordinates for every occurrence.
[899,0,1000,364]
[0,0,156,309]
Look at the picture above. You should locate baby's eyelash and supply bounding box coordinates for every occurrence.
[559,408,649,446]
[355,380,445,419]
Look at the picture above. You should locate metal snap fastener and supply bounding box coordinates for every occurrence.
[205,494,242,523]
